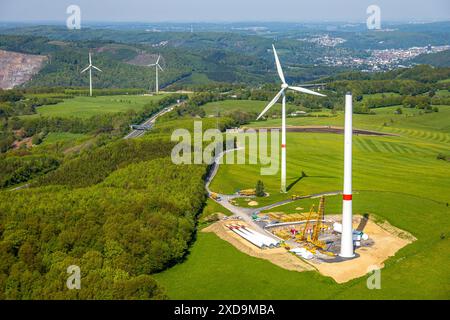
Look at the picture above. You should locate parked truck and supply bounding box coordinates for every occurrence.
[210,192,221,201]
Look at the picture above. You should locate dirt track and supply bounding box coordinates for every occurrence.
[310,215,416,283]
[203,221,315,272]
[248,125,395,136]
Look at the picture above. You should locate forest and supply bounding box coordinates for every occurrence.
[0,124,207,299]
[0,86,230,299]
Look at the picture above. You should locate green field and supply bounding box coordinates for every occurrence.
[155,102,450,299]
[201,99,303,116]
[209,110,450,203]
[436,89,450,97]
[247,104,450,135]
[24,95,166,118]
[156,192,449,299]
[39,132,89,146]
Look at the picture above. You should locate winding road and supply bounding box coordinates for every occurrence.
[205,144,343,238]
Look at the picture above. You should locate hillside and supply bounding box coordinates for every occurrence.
[0,49,47,89]
[0,30,350,89]
[413,49,450,67]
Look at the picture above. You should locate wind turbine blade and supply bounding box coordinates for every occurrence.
[156,55,161,64]
[272,44,286,84]
[289,86,326,97]
[81,65,90,73]
[157,64,164,71]
[89,52,92,65]
[91,65,102,72]
[256,88,284,120]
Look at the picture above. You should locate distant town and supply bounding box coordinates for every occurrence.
[309,35,450,71]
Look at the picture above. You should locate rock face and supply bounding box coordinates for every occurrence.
[0,49,47,89]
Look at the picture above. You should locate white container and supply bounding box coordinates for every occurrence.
[333,222,343,233]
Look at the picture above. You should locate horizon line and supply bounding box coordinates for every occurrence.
[1,19,450,25]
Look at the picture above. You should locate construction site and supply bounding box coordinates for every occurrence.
[219,195,373,264]
[257,196,371,262]
[203,199,415,283]
[204,93,417,283]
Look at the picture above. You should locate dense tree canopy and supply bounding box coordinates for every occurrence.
[0,154,207,299]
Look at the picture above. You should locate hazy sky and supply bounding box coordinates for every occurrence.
[1,0,449,22]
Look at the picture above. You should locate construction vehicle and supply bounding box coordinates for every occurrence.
[210,192,221,201]
[300,204,316,241]
[300,196,327,250]
[318,249,335,257]
[312,196,325,243]
[291,194,301,200]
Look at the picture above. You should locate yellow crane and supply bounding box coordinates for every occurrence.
[301,204,315,241]
[301,196,327,250]
[312,196,325,242]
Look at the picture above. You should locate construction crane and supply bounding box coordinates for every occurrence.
[312,196,325,242]
[300,197,327,250]
[300,204,315,241]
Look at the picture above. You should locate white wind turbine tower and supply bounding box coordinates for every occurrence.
[81,52,102,97]
[256,45,326,193]
[148,55,164,94]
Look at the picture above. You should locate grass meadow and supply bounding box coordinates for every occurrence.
[155,103,450,299]
[25,94,166,118]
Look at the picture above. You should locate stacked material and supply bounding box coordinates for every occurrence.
[290,247,314,260]
[227,224,280,248]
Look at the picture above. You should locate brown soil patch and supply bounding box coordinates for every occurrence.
[126,52,160,66]
[310,215,416,283]
[11,137,33,150]
[63,139,96,155]
[201,212,227,223]
[203,221,314,272]
[203,215,415,284]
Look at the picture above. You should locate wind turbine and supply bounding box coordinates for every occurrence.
[256,45,326,193]
[81,52,102,97]
[148,55,164,94]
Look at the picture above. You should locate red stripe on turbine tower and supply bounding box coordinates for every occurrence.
[281,144,286,148]
[343,194,352,200]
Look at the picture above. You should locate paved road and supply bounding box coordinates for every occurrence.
[205,145,343,239]
[205,147,244,194]
[205,146,272,235]
[123,102,182,139]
